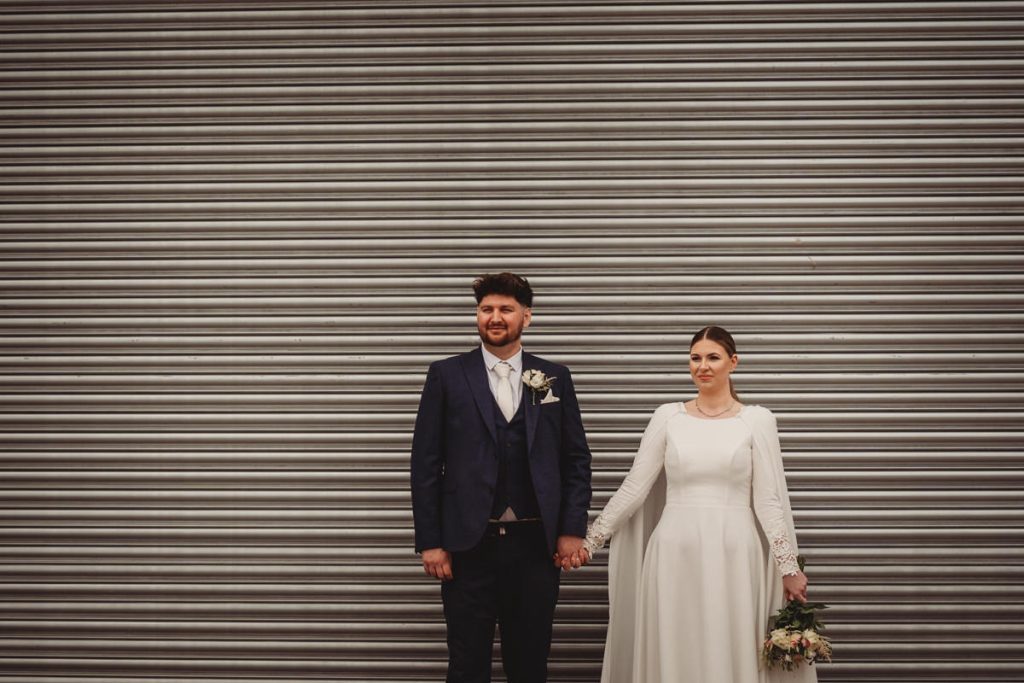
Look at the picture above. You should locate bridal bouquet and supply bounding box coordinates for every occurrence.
[761,559,832,670]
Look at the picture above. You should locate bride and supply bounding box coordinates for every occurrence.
[568,326,816,682]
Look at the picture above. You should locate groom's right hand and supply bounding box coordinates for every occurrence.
[421,547,453,580]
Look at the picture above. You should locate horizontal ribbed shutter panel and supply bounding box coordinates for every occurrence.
[1,2,1022,681]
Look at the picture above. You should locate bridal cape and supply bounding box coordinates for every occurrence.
[597,404,817,683]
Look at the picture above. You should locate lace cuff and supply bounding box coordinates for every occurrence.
[766,524,800,576]
[582,515,612,557]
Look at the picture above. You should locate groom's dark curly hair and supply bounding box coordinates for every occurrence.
[473,272,533,308]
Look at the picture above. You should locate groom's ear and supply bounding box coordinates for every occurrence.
[523,307,532,328]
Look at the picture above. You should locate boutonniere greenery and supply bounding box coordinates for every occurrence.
[521,369,556,405]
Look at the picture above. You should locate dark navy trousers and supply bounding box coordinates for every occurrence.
[441,521,561,683]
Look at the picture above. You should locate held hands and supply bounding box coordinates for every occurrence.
[553,535,590,572]
[783,570,809,603]
[424,537,592,579]
[421,547,453,581]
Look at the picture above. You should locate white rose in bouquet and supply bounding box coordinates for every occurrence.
[770,628,793,650]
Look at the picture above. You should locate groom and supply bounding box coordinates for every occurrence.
[410,272,593,682]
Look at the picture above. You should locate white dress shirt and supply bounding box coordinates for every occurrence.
[481,344,524,415]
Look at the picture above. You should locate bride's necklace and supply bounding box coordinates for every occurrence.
[694,398,735,418]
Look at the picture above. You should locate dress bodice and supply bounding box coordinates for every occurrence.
[583,402,799,577]
[664,413,753,508]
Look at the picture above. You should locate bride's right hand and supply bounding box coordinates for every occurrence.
[553,547,591,571]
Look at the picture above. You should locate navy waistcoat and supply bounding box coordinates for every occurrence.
[491,398,540,519]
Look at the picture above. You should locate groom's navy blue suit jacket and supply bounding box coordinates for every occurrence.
[411,347,592,555]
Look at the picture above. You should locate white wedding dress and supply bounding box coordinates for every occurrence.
[584,403,817,683]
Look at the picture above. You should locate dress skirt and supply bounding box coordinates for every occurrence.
[634,501,768,683]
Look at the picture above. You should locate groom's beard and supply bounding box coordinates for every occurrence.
[479,322,523,348]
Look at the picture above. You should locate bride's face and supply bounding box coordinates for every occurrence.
[689,339,738,391]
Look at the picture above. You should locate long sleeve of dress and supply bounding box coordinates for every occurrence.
[750,407,801,577]
[582,403,677,556]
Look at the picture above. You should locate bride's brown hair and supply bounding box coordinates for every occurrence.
[690,325,740,401]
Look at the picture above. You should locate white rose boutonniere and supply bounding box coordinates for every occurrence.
[521,369,557,405]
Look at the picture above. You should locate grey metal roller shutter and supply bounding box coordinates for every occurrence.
[1,2,1021,681]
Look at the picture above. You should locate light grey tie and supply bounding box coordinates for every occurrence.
[493,360,518,521]
[494,361,515,422]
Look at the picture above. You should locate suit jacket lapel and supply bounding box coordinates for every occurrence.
[522,352,542,454]
[461,347,498,444]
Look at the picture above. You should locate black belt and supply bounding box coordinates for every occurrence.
[485,519,542,537]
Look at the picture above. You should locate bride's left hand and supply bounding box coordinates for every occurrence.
[783,571,808,603]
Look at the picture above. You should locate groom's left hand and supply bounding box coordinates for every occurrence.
[554,535,589,571]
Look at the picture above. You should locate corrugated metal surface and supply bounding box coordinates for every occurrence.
[1,1,1022,681]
